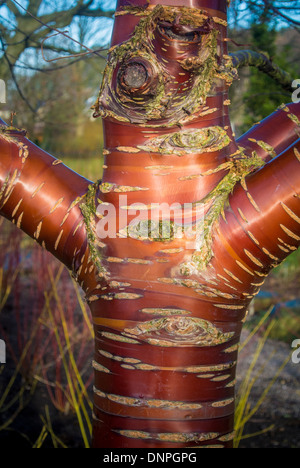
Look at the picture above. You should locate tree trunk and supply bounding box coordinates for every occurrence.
[1,0,300,449]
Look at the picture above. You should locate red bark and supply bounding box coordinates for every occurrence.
[0,0,300,449]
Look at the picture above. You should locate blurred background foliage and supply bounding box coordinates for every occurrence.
[1,0,300,353]
[0,0,300,158]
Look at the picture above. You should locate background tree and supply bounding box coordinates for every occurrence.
[9,57,106,158]
[1,0,299,143]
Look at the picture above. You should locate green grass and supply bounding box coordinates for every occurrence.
[61,157,103,182]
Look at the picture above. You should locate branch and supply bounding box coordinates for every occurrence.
[40,32,108,62]
[222,138,300,279]
[230,50,294,92]
[14,4,109,61]
[13,53,97,74]
[17,0,114,32]
[267,3,300,26]
[76,8,115,18]
[2,50,37,114]
[0,119,97,290]
[5,0,23,18]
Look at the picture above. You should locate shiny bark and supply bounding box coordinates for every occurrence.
[1,0,300,449]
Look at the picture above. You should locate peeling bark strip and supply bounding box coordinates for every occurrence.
[1,0,300,450]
